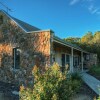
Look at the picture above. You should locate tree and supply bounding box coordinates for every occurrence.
[81,31,93,44]
[93,31,100,44]
[64,31,100,63]
[64,37,81,43]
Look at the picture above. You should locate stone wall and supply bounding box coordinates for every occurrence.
[0,12,53,86]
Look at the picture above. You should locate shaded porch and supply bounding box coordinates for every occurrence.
[52,39,89,73]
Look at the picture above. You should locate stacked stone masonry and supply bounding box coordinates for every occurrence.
[0,12,52,86]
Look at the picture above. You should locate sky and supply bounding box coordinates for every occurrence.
[0,0,100,38]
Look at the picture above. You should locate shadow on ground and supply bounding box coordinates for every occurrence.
[0,81,19,100]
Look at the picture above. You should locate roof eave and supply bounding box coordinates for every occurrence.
[53,36,88,53]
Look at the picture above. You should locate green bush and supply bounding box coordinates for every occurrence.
[97,96,100,100]
[20,63,82,100]
[71,72,82,81]
[89,65,100,76]
[70,72,82,92]
[97,87,100,100]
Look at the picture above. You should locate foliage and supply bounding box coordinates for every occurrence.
[89,65,100,100]
[71,72,82,82]
[20,63,82,100]
[89,65,100,76]
[81,32,93,44]
[97,96,100,100]
[97,86,100,100]
[64,37,81,43]
[96,87,100,100]
[64,31,100,62]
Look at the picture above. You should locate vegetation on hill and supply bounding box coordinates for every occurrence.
[64,31,100,63]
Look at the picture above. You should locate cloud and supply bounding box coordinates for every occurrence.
[88,5,100,15]
[69,0,100,16]
[69,0,94,6]
[69,0,80,5]
[83,0,94,2]
[69,0,100,15]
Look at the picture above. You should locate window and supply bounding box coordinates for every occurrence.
[0,15,3,25]
[86,55,90,60]
[66,55,70,65]
[62,54,70,72]
[13,48,20,69]
[73,56,78,67]
[62,54,70,67]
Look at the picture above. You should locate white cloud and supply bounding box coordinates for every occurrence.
[69,0,100,16]
[82,0,95,3]
[83,0,94,2]
[88,5,100,14]
[69,0,80,5]
[69,0,94,6]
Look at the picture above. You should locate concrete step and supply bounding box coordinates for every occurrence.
[81,72,100,95]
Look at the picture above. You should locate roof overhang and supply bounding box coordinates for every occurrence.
[53,36,89,54]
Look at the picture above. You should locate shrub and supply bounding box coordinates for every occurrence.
[97,96,100,100]
[97,87,100,100]
[89,65,100,76]
[71,72,82,80]
[70,72,82,92]
[20,63,82,100]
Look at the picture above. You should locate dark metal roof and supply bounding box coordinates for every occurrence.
[0,10,40,32]
[12,17,40,32]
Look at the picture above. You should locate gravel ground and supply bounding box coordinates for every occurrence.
[71,82,98,100]
[0,81,99,100]
[0,81,19,100]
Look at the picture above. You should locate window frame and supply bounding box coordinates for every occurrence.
[13,47,20,69]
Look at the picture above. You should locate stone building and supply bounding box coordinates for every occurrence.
[0,10,97,85]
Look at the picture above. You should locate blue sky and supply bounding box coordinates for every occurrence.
[0,0,100,38]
